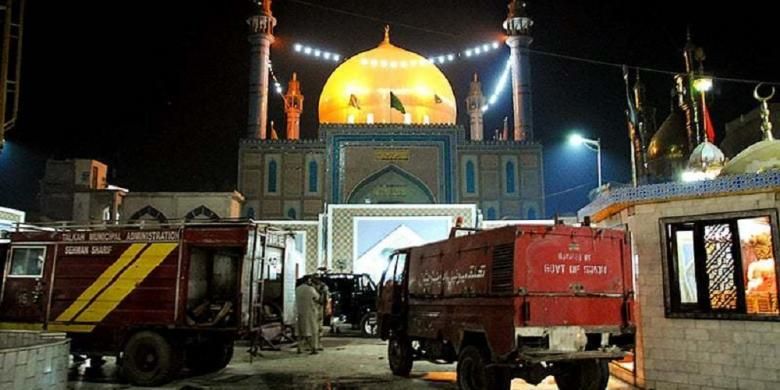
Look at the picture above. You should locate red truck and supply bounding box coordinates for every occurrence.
[0,221,287,386]
[376,223,635,390]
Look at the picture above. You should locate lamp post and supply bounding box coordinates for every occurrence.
[569,133,602,188]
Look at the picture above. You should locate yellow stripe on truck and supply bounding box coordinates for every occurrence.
[0,322,94,333]
[47,323,95,333]
[75,243,178,323]
[55,243,147,322]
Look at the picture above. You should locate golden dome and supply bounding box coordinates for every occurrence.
[318,29,457,125]
[647,111,688,161]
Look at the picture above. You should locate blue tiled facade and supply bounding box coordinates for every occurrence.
[579,171,780,220]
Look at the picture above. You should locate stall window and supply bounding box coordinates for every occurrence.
[663,212,779,319]
[8,247,45,277]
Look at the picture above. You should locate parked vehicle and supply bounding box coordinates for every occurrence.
[377,223,635,390]
[0,221,287,386]
[299,272,378,336]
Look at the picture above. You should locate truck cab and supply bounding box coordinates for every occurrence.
[377,223,635,390]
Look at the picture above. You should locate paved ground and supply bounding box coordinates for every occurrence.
[68,335,637,389]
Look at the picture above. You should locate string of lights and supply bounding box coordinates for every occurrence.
[427,41,502,65]
[291,38,503,66]
[293,43,341,62]
[482,58,512,112]
[268,60,284,96]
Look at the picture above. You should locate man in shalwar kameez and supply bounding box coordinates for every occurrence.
[295,276,321,354]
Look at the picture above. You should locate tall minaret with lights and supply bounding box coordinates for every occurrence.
[466,73,486,141]
[284,72,304,140]
[503,0,533,142]
[246,0,276,140]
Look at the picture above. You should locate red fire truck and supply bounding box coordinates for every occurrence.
[377,223,635,390]
[0,221,287,386]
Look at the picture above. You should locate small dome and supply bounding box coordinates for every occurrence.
[318,29,456,125]
[688,141,725,171]
[647,111,688,161]
[720,139,780,175]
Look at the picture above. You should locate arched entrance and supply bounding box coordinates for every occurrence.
[346,165,435,204]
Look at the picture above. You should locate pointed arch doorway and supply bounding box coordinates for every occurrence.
[346,165,435,204]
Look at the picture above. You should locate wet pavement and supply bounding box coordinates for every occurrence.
[68,334,637,389]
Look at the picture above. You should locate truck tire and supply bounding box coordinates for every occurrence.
[187,340,234,374]
[457,345,496,390]
[360,312,377,337]
[387,334,413,376]
[121,331,182,386]
[553,359,606,390]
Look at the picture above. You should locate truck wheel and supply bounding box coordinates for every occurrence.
[360,312,377,337]
[456,345,491,390]
[388,334,413,376]
[187,340,234,373]
[554,359,605,390]
[122,331,182,386]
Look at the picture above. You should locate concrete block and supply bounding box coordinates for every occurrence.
[685,328,710,341]
[711,376,738,389]
[694,320,721,330]
[733,331,762,344]
[737,378,766,390]
[710,353,737,365]
[652,380,679,390]
[749,368,778,382]
[15,350,27,366]
[698,363,723,376]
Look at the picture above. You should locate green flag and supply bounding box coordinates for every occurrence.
[349,94,361,110]
[390,91,406,114]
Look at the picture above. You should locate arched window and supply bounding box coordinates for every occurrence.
[308,160,318,193]
[465,161,476,194]
[268,160,278,193]
[505,161,516,194]
[287,208,297,220]
[487,207,497,220]
[527,208,537,220]
[246,207,255,219]
[185,205,219,221]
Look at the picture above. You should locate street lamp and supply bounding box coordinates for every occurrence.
[569,133,602,188]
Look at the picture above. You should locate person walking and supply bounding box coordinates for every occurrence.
[295,276,320,354]
[311,275,330,351]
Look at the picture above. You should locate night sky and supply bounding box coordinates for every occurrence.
[1,0,777,217]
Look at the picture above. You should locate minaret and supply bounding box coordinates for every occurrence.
[246,0,276,140]
[283,72,304,140]
[503,0,534,142]
[466,73,486,141]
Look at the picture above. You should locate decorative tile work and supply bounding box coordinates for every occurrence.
[579,171,780,220]
[328,133,456,203]
[0,207,25,223]
[327,205,477,273]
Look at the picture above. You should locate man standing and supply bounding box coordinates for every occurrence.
[295,276,320,354]
[311,274,330,351]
